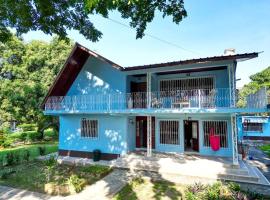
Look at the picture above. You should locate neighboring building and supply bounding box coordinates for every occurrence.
[238,116,270,140]
[42,43,269,165]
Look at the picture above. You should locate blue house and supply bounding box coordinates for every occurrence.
[238,116,270,141]
[42,43,269,165]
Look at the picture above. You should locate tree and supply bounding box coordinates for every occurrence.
[237,66,270,107]
[0,36,73,133]
[0,0,187,43]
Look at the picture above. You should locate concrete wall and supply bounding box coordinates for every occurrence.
[154,114,233,157]
[67,56,126,96]
[59,114,129,155]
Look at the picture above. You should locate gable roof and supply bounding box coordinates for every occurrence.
[41,43,259,108]
[41,43,123,108]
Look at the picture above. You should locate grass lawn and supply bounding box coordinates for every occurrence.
[259,144,270,157]
[113,178,265,200]
[0,160,112,195]
[0,142,58,165]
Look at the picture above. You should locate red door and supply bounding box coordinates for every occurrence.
[136,116,155,149]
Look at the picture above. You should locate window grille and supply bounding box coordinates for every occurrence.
[203,121,228,148]
[159,120,179,145]
[243,123,263,132]
[81,119,98,138]
[160,77,214,92]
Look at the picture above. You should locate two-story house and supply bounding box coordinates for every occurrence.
[42,43,269,166]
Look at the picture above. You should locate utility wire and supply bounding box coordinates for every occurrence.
[106,17,201,56]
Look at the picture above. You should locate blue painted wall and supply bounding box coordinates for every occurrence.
[155,114,232,157]
[59,114,129,155]
[67,56,126,96]
[58,113,233,157]
[237,116,270,140]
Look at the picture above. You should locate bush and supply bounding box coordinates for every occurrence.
[23,150,30,162]
[8,132,23,140]
[2,139,12,148]
[67,174,86,193]
[38,146,46,156]
[20,132,27,141]
[26,131,41,142]
[18,123,37,131]
[6,152,15,166]
[44,129,58,140]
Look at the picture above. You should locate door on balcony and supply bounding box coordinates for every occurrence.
[135,116,155,149]
[184,120,199,152]
[130,82,147,108]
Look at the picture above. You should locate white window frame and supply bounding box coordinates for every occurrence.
[81,118,99,139]
[158,119,180,146]
[243,123,263,133]
[202,120,229,149]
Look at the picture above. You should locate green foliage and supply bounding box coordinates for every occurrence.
[82,165,112,176]
[6,152,15,166]
[0,36,71,140]
[23,150,30,162]
[0,142,58,165]
[0,1,187,43]
[18,123,37,131]
[38,146,46,156]
[26,131,41,142]
[67,174,86,193]
[237,66,270,107]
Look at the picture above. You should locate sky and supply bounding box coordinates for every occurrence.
[22,0,270,88]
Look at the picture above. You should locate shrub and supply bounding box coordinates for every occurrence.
[67,174,86,193]
[26,131,41,142]
[38,146,46,156]
[8,132,23,140]
[44,156,57,182]
[20,132,27,141]
[14,152,20,164]
[18,123,37,131]
[23,150,30,162]
[2,139,12,148]
[6,152,15,166]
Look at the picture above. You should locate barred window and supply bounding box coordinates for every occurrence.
[243,123,263,132]
[159,120,179,145]
[81,119,98,138]
[203,121,228,148]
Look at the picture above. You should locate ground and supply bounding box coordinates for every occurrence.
[0,160,112,195]
[113,177,265,200]
[249,144,270,181]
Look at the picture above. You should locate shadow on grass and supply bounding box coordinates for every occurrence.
[152,179,183,200]
[113,177,141,200]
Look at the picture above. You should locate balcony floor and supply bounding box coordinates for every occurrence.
[44,107,269,116]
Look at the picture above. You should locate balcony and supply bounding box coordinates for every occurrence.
[44,88,268,113]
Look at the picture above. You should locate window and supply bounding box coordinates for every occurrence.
[243,123,263,132]
[81,119,98,138]
[203,121,228,148]
[159,120,179,145]
[160,77,214,92]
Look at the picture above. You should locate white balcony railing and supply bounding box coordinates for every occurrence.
[44,88,268,112]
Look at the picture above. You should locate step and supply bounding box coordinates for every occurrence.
[217,173,259,183]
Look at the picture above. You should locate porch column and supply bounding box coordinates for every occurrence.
[231,114,239,165]
[147,116,152,157]
[146,72,152,109]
